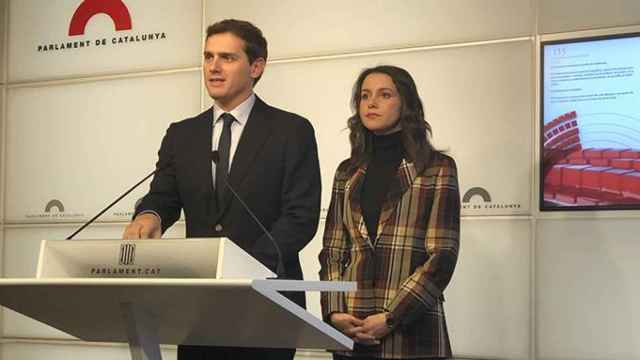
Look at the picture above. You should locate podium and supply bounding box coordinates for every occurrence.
[0,238,355,360]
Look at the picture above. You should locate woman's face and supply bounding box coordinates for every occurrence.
[359,72,402,135]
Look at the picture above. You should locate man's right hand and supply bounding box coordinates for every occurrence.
[122,213,161,239]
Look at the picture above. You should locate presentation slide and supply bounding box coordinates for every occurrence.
[541,33,640,210]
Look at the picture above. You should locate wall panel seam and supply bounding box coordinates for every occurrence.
[6,67,201,89]
[2,220,185,229]
[1,215,540,228]
[268,37,533,65]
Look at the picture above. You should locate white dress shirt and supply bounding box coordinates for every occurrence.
[137,93,256,224]
[211,93,256,186]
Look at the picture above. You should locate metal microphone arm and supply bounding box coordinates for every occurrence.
[211,151,285,278]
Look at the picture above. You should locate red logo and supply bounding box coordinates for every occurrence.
[69,0,132,36]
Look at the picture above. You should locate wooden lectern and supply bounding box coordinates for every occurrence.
[0,238,355,360]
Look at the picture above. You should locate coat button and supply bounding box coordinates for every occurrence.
[215,224,223,232]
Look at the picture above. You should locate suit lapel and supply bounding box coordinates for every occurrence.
[214,97,273,221]
[194,108,216,214]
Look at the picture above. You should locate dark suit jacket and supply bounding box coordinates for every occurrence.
[136,97,321,307]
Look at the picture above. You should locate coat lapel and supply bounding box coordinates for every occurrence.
[343,165,371,247]
[375,159,416,239]
[344,159,417,247]
[213,97,273,221]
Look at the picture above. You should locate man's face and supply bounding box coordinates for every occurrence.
[203,32,265,110]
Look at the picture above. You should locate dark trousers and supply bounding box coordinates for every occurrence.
[178,345,295,360]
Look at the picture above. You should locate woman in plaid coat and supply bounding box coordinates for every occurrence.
[319,65,460,359]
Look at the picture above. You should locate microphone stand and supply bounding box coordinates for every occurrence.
[211,151,285,278]
[66,168,157,240]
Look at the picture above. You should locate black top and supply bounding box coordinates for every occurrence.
[361,131,405,241]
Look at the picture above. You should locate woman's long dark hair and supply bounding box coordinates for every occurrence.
[347,65,435,175]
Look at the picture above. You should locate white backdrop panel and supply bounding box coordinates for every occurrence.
[1,342,176,360]
[536,218,640,360]
[445,218,531,360]
[8,0,202,82]
[0,0,6,83]
[539,0,640,34]
[205,0,533,59]
[5,71,201,223]
[2,223,185,339]
[251,40,533,217]
[299,220,324,321]
[1,86,4,222]
[0,228,3,277]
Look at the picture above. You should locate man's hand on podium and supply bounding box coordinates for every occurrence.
[122,213,161,239]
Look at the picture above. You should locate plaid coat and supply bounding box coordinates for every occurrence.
[319,151,460,359]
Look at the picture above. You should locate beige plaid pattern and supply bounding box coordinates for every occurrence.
[320,152,460,359]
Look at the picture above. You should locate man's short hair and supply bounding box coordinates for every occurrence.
[206,19,268,65]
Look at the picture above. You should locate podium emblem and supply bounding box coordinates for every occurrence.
[119,244,136,265]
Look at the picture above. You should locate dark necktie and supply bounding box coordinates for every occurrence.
[216,113,235,206]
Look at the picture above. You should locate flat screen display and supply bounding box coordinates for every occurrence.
[541,32,640,211]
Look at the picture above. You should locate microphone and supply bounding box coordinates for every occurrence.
[211,150,285,278]
[66,165,163,240]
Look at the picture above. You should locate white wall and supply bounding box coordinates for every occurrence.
[2,1,640,359]
[536,218,640,359]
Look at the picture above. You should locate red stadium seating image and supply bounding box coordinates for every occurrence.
[543,112,640,207]
[611,159,633,169]
[601,169,635,194]
[545,151,640,206]
[583,148,606,159]
[621,150,640,159]
[588,158,609,167]
[603,149,628,159]
[543,111,581,180]
[622,172,640,199]
[544,164,566,187]
[562,165,591,188]
[569,158,588,165]
[576,196,601,206]
[581,166,610,191]
[567,150,584,159]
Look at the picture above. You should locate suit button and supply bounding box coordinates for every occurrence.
[215,224,223,232]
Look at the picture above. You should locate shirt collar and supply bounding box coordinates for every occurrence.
[212,92,256,126]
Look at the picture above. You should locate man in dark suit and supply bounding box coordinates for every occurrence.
[122,19,321,360]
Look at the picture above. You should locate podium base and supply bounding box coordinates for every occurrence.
[121,302,163,360]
